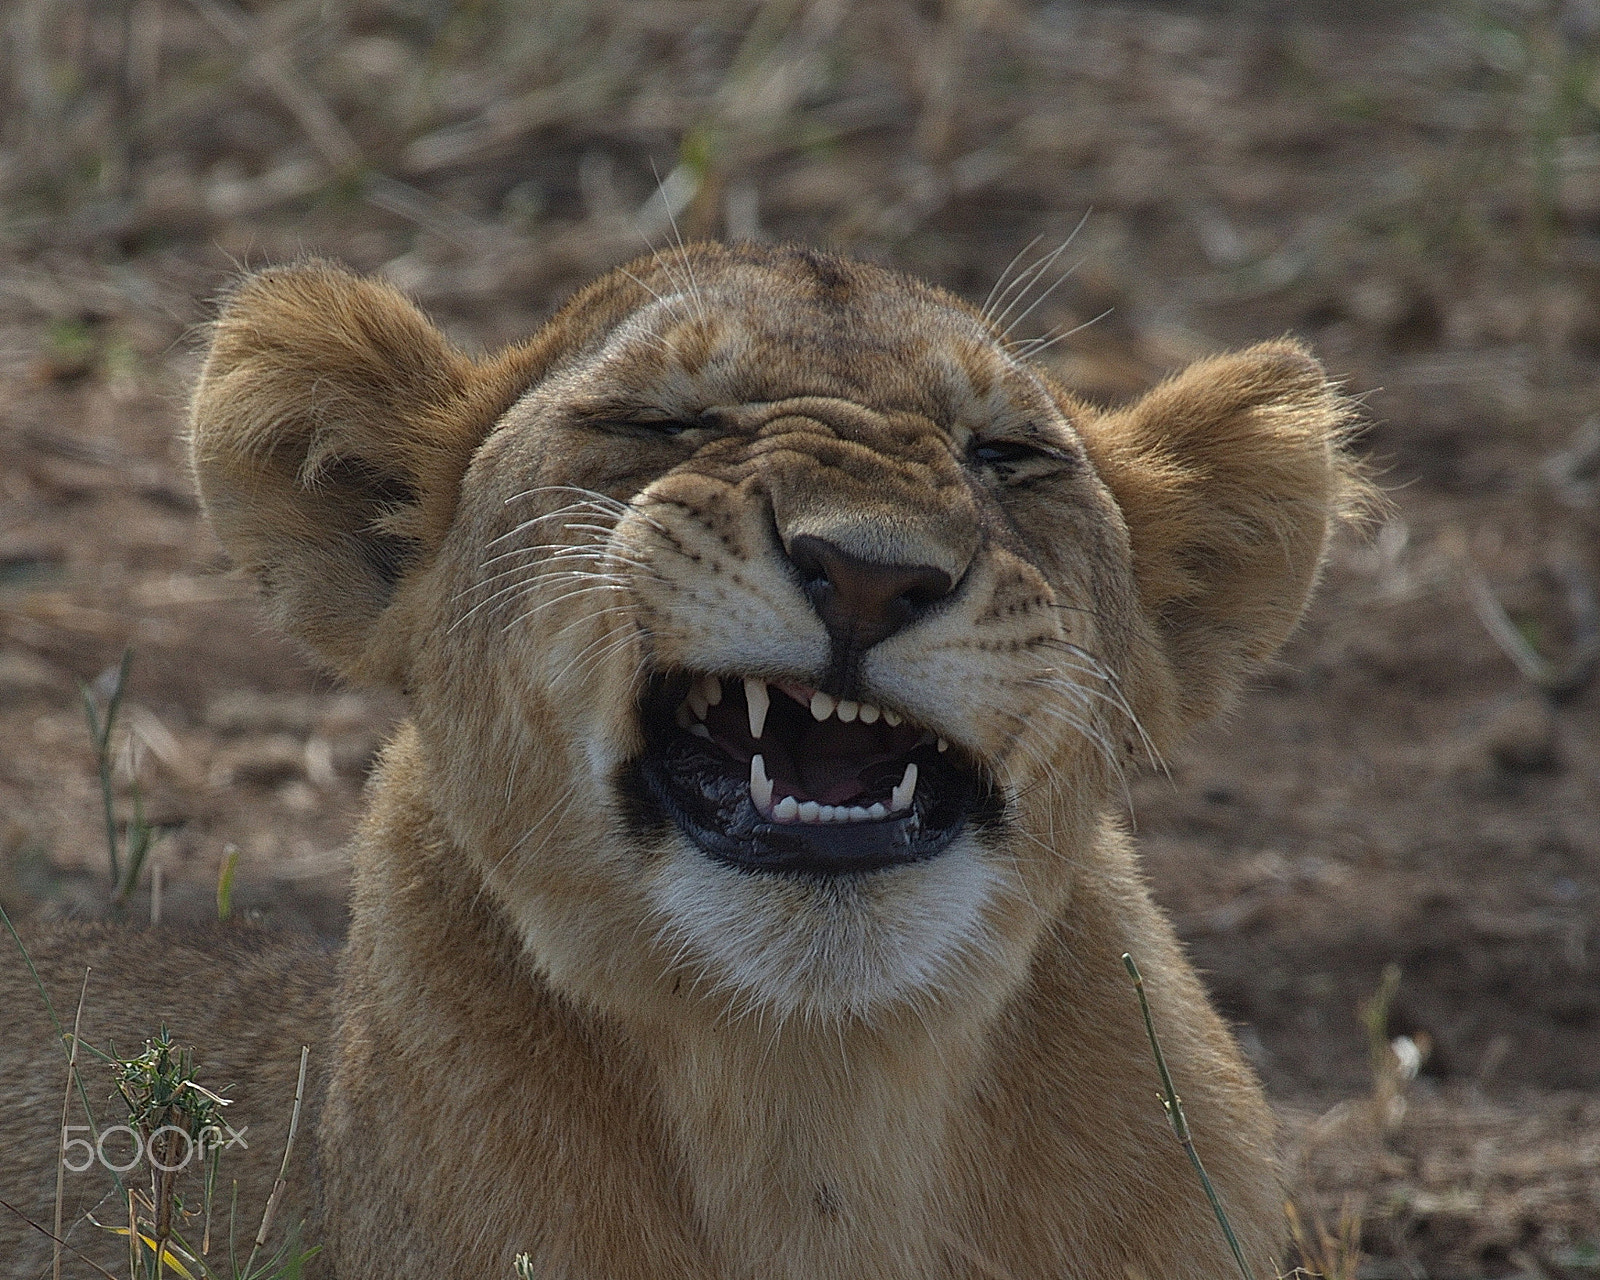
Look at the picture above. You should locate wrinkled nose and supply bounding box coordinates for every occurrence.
[787,534,954,654]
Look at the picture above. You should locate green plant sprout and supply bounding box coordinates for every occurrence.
[95,1037,317,1280]
[1122,952,1256,1280]
[216,846,241,924]
[108,1029,230,1273]
[79,648,163,910]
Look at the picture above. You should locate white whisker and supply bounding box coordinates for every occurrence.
[499,583,634,634]
[989,211,1091,335]
[452,576,627,633]
[1011,307,1115,360]
[550,628,640,691]
[980,234,1044,325]
[986,239,1070,334]
[454,565,627,612]
[485,504,622,550]
[618,267,666,304]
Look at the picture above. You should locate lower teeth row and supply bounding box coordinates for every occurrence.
[749,756,917,825]
[770,797,890,824]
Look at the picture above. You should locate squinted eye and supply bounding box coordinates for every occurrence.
[617,408,730,438]
[589,415,703,439]
[968,439,1056,468]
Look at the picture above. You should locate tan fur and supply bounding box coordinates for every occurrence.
[2,244,1363,1278]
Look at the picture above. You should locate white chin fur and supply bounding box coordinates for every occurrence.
[647,835,1003,1024]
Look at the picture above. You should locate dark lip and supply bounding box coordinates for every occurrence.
[624,672,994,876]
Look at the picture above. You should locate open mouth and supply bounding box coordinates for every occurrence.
[628,672,992,875]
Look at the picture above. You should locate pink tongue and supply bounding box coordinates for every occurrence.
[792,720,890,804]
[792,775,870,806]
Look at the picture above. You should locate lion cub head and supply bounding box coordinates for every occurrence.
[191,244,1356,1024]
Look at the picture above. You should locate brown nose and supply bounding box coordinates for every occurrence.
[787,534,954,655]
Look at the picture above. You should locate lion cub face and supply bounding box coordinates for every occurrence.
[191,245,1353,1023]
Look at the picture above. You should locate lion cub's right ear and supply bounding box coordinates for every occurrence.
[190,262,547,683]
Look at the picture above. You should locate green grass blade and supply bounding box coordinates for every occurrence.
[1122,952,1256,1280]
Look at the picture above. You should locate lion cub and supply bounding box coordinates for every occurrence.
[2,244,1359,1278]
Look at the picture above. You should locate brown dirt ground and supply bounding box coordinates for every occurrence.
[2,1,1598,1275]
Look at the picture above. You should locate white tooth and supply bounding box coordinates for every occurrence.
[689,723,711,739]
[867,802,888,820]
[883,709,902,727]
[774,795,800,822]
[701,675,723,706]
[798,800,822,823]
[687,685,709,720]
[749,754,773,814]
[810,691,836,721]
[937,737,949,753]
[890,761,918,813]
[836,699,859,723]
[745,678,770,740]
[819,805,836,823]
[675,702,693,730]
[848,805,872,822]
[858,703,880,725]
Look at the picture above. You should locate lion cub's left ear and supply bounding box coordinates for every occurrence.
[1076,341,1366,741]
[190,262,548,683]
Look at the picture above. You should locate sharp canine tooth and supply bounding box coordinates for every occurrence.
[883,709,902,726]
[858,703,880,725]
[868,802,888,820]
[890,761,918,813]
[687,684,709,720]
[810,691,836,721]
[937,737,949,752]
[774,795,800,822]
[749,754,773,814]
[836,699,859,723]
[689,723,711,739]
[798,800,821,823]
[702,675,723,706]
[745,678,770,739]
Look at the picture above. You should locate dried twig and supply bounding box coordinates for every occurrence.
[52,968,90,1280]
[184,0,362,172]
[1462,556,1600,697]
[246,1044,309,1274]
[0,1196,120,1280]
[402,71,621,175]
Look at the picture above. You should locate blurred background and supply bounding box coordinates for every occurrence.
[1,0,1598,1271]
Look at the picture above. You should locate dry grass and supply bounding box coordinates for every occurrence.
[1285,965,1600,1278]
[2,2,1599,1276]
